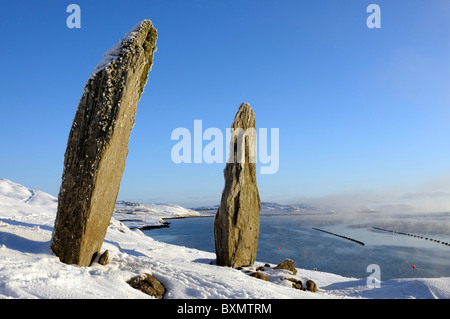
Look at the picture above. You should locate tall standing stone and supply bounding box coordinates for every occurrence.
[51,20,157,266]
[214,102,261,268]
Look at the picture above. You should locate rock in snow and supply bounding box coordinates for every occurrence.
[214,102,261,268]
[1,179,450,299]
[51,20,157,266]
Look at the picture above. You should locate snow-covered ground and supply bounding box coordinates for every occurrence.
[1,178,449,299]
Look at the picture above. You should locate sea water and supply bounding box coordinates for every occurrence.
[143,212,450,281]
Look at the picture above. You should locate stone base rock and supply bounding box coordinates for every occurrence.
[98,250,109,265]
[284,277,303,290]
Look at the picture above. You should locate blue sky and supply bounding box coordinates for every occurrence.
[1,1,450,206]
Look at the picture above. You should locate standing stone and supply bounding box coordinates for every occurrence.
[214,103,261,268]
[51,20,157,266]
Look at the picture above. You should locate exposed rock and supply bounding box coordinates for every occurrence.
[249,272,269,281]
[214,102,261,268]
[127,273,165,299]
[98,250,109,265]
[51,20,158,266]
[306,279,318,292]
[274,259,297,275]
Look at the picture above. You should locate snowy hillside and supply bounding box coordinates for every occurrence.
[114,200,213,229]
[1,178,450,299]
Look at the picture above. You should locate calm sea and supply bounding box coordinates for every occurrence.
[143,212,450,281]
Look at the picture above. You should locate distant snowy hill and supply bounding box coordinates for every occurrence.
[1,178,450,299]
[114,201,317,230]
[114,201,213,229]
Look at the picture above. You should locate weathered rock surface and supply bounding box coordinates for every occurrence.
[284,277,303,290]
[249,272,269,281]
[98,250,109,265]
[274,259,297,275]
[127,273,165,299]
[51,20,157,266]
[306,279,318,292]
[214,102,261,268]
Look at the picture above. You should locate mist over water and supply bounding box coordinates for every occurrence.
[144,210,450,281]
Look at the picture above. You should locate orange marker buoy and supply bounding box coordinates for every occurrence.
[277,247,280,250]
[412,265,416,269]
